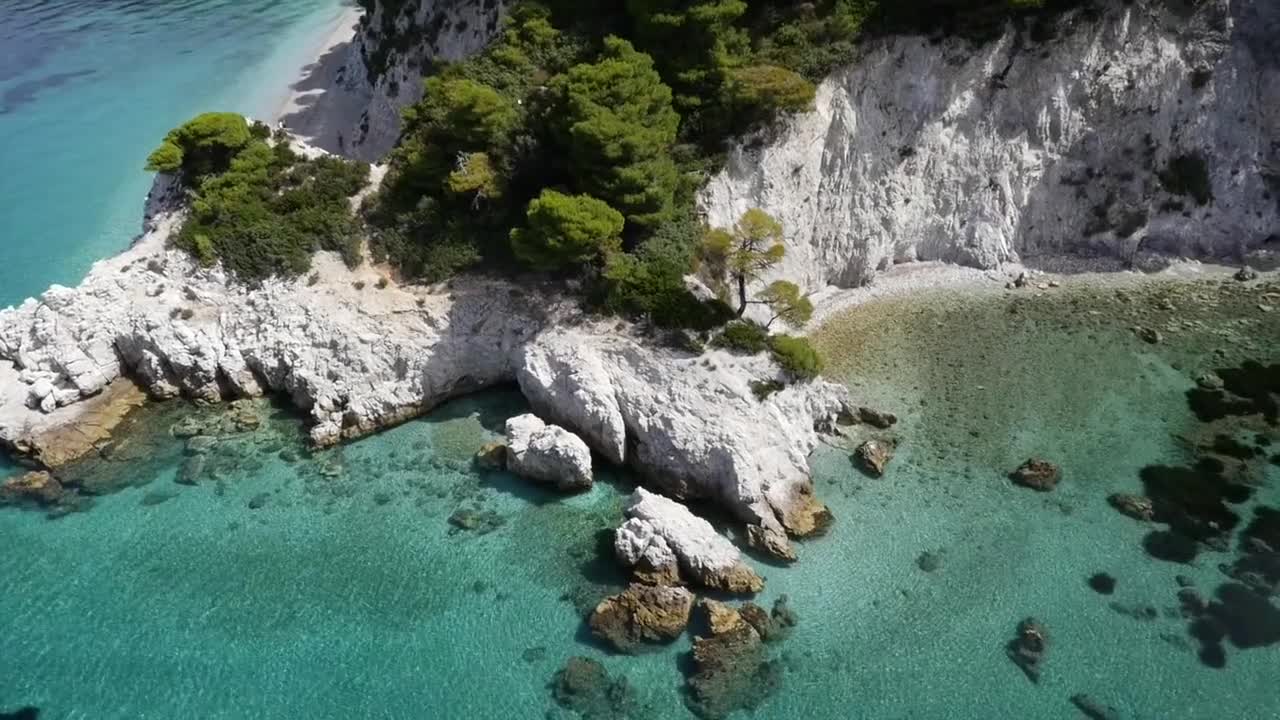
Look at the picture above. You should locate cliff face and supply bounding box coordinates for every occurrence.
[703,0,1280,290]
[337,0,508,161]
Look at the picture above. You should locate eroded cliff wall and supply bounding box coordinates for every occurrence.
[703,0,1280,290]
[337,0,508,160]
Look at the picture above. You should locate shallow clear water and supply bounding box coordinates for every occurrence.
[0,0,350,307]
[2,278,1276,719]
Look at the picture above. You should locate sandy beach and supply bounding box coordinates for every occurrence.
[273,4,367,156]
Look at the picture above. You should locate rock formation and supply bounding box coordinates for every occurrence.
[588,583,695,653]
[1010,458,1061,491]
[503,414,593,492]
[1007,617,1050,683]
[703,0,1280,293]
[0,163,848,556]
[333,0,509,161]
[854,438,895,477]
[615,488,765,591]
[0,471,65,507]
[684,599,783,720]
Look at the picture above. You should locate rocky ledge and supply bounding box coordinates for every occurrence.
[0,164,852,559]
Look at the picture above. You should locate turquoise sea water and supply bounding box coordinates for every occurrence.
[2,277,1277,718]
[0,0,352,307]
[2,2,1278,718]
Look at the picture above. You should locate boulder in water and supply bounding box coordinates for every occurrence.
[615,489,764,593]
[684,600,782,720]
[1108,493,1154,521]
[854,438,895,477]
[588,583,695,653]
[0,471,65,507]
[504,414,592,492]
[1006,617,1049,683]
[1010,458,1061,491]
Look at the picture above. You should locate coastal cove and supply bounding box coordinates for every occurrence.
[2,0,1279,718]
[2,273,1277,718]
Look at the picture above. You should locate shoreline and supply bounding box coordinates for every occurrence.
[273,4,368,156]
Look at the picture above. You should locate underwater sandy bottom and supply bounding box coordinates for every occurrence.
[1,276,1277,719]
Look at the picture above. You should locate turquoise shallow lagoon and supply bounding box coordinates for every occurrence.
[1,277,1276,718]
[0,0,351,307]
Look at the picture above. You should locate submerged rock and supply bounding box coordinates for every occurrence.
[916,550,943,573]
[473,440,506,470]
[1070,694,1121,720]
[739,596,797,643]
[448,507,504,535]
[1006,617,1049,683]
[684,600,782,720]
[504,414,592,492]
[853,438,895,477]
[1107,493,1155,522]
[1010,458,1060,491]
[1133,326,1163,345]
[588,584,695,653]
[550,656,636,720]
[856,406,897,429]
[0,471,65,507]
[1087,573,1117,595]
[616,489,764,593]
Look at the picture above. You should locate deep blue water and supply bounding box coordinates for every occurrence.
[0,0,350,307]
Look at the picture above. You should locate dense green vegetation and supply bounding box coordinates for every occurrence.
[152,0,1088,375]
[148,113,370,281]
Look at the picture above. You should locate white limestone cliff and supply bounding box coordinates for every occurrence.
[339,0,508,161]
[703,0,1280,292]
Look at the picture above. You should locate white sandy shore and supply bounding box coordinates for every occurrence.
[273,4,367,156]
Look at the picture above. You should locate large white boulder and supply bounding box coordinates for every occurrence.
[504,413,593,492]
[616,488,764,594]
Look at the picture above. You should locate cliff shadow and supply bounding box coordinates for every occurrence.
[277,11,366,157]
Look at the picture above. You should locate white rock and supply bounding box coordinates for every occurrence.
[703,0,1279,294]
[504,413,593,492]
[619,488,763,593]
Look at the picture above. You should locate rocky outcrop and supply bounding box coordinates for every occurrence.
[703,0,1280,292]
[337,0,508,161]
[504,413,593,491]
[0,161,847,555]
[588,583,695,653]
[616,488,765,590]
[684,599,783,720]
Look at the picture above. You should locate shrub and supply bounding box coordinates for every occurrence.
[145,112,253,181]
[750,379,785,401]
[511,190,625,270]
[162,115,371,281]
[713,321,769,354]
[1159,153,1213,206]
[768,334,824,380]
